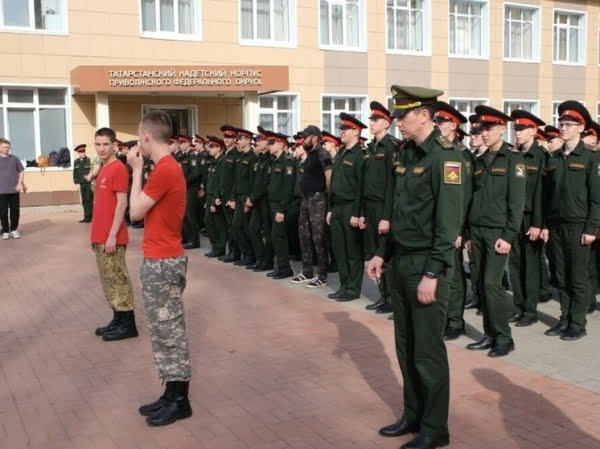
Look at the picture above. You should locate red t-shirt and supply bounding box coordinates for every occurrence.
[90,159,129,245]
[142,155,186,259]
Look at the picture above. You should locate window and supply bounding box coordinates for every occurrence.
[553,10,586,64]
[386,97,401,138]
[320,0,366,51]
[449,0,488,58]
[0,87,70,166]
[386,0,429,54]
[259,94,299,136]
[321,95,366,133]
[503,100,539,144]
[449,98,487,146]
[504,4,539,61]
[240,0,295,46]
[140,0,200,39]
[597,103,600,124]
[0,0,67,32]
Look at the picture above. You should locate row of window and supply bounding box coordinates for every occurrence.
[1,1,597,64]
[1,87,593,167]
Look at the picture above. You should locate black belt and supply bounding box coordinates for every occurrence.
[302,191,326,199]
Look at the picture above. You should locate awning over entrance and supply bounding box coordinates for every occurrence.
[70,65,289,94]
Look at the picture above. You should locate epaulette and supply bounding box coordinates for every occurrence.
[436,136,453,150]
[456,141,467,151]
[584,144,597,152]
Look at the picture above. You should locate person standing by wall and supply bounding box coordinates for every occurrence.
[0,139,25,240]
[73,144,94,223]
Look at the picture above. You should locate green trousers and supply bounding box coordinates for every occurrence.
[470,226,512,344]
[286,198,301,258]
[539,247,553,297]
[183,188,200,244]
[232,196,253,258]
[363,199,390,301]
[550,222,590,330]
[80,182,93,220]
[249,198,272,263]
[330,202,363,297]
[390,252,450,440]
[508,215,542,319]
[589,241,599,309]
[223,206,237,254]
[270,204,290,270]
[205,199,226,253]
[446,247,466,330]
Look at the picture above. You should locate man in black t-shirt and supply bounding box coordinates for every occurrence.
[290,125,332,288]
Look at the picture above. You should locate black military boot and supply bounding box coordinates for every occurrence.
[102,311,139,341]
[95,310,118,336]
[146,381,192,426]
[139,383,172,416]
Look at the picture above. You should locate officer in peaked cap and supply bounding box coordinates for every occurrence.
[73,144,93,223]
[506,110,546,328]
[581,121,600,148]
[180,133,202,249]
[368,86,464,449]
[204,135,228,258]
[219,125,241,262]
[544,125,563,153]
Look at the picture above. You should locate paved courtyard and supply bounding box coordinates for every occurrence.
[2,209,600,449]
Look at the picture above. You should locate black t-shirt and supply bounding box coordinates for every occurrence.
[300,146,332,194]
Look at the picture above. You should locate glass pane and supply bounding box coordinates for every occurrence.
[471,16,481,55]
[7,90,34,103]
[456,2,468,15]
[333,98,345,110]
[558,28,567,61]
[260,113,274,131]
[257,0,271,39]
[449,15,456,54]
[160,0,175,32]
[241,0,254,39]
[504,20,510,57]
[523,9,532,22]
[510,21,521,59]
[35,0,64,31]
[178,0,193,34]
[38,89,66,105]
[387,6,395,49]
[322,114,331,133]
[322,97,331,111]
[274,0,289,42]
[333,115,342,131]
[3,0,29,27]
[40,109,67,155]
[348,97,362,111]
[0,110,4,138]
[277,96,291,110]
[396,9,409,50]
[320,1,329,45]
[7,109,36,162]
[523,21,532,59]
[412,10,423,51]
[346,3,359,47]
[569,26,578,62]
[260,95,274,109]
[141,0,157,32]
[331,4,343,45]
[277,112,292,135]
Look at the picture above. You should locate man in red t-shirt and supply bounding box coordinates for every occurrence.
[90,127,137,341]
[128,110,192,427]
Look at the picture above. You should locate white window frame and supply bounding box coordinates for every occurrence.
[449,97,488,147]
[0,0,68,35]
[319,0,367,52]
[503,99,540,145]
[239,0,297,48]
[385,0,431,56]
[258,92,300,135]
[141,104,198,136]
[139,0,202,41]
[0,83,73,170]
[386,96,401,138]
[448,0,489,59]
[320,94,368,134]
[503,3,541,63]
[552,8,586,66]
[597,102,600,124]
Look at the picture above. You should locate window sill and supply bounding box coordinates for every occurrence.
[0,27,68,36]
[140,32,202,42]
[319,45,366,53]
[448,54,489,61]
[503,58,540,64]
[386,49,431,57]
[24,166,72,172]
[552,60,586,67]
[239,39,297,49]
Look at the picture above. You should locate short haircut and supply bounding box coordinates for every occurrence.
[414,104,435,120]
[95,127,117,143]
[0,138,10,146]
[141,110,172,144]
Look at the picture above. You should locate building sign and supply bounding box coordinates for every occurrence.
[71,65,289,93]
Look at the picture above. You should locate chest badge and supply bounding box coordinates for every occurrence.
[515,164,525,178]
[444,162,462,185]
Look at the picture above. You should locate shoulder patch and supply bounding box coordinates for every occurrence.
[444,161,462,184]
[436,136,453,149]
[585,144,597,152]
[457,142,467,151]
[285,166,294,175]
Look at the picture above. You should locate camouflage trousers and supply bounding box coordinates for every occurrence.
[298,192,328,278]
[140,256,192,382]
[94,244,134,311]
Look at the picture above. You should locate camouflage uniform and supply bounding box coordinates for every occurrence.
[94,244,134,311]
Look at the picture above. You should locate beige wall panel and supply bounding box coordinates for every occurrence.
[323,52,368,92]
[552,66,587,100]
[447,59,489,98]
[0,54,22,78]
[386,56,431,89]
[25,170,77,193]
[503,63,540,99]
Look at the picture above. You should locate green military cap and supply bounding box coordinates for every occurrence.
[390,85,444,118]
[557,100,592,129]
[74,144,86,152]
[511,110,545,131]
[544,125,561,139]
[433,101,467,125]
[474,105,512,126]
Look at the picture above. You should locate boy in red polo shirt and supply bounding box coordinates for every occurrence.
[90,127,137,341]
[128,110,192,427]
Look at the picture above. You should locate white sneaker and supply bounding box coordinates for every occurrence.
[11,230,20,239]
[2,233,9,240]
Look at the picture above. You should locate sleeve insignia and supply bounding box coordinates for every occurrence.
[515,164,526,178]
[443,161,462,184]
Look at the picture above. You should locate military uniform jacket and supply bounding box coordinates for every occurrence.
[231,149,256,200]
[267,152,296,214]
[377,129,465,275]
[206,152,224,206]
[330,143,364,217]
[458,143,473,237]
[294,157,304,199]
[181,152,202,189]
[249,152,270,203]
[218,147,239,202]
[197,150,211,187]
[361,134,396,220]
[543,141,600,234]
[519,141,544,228]
[73,157,91,185]
[468,142,526,244]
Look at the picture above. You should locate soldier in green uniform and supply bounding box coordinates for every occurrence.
[265,131,296,279]
[360,102,395,314]
[204,136,227,258]
[178,136,201,249]
[465,106,525,357]
[327,113,366,302]
[505,110,546,327]
[322,131,342,274]
[542,102,600,340]
[287,134,304,262]
[219,125,241,262]
[194,135,209,235]
[431,102,473,341]
[368,86,464,449]
[230,128,257,266]
[247,126,274,271]
[73,144,93,223]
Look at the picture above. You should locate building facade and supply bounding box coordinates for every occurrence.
[2,0,599,205]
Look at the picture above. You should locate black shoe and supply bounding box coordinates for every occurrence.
[466,336,493,351]
[544,322,568,336]
[223,252,241,263]
[366,297,386,311]
[95,310,118,336]
[244,257,257,268]
[464,298,478,309]
[378,417,419,437]
[146,381,192,426]
[253,261,274,272]
[139,392,170,416]
[560,327,587,341]
[182,241,200,250]
[443,326,465,341]
[272,268,294,280]
[588,302,597,314]
[217,254,227,261]
[233,259,246,266]
[336,292,359,302]
[509,310,523,323]
[206,250,225,258]
[487,340,515,358]
[476,309,482,316]
[328,289,344,299]
[266,269,280,277]
[375,301,393,314]
[78,218,87,223]
[401,433,449,449]
[539,293,553,303]
[246,260,259,270]
[102,311,138,341]
[388,313,394,320]
[515,316,537,327]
